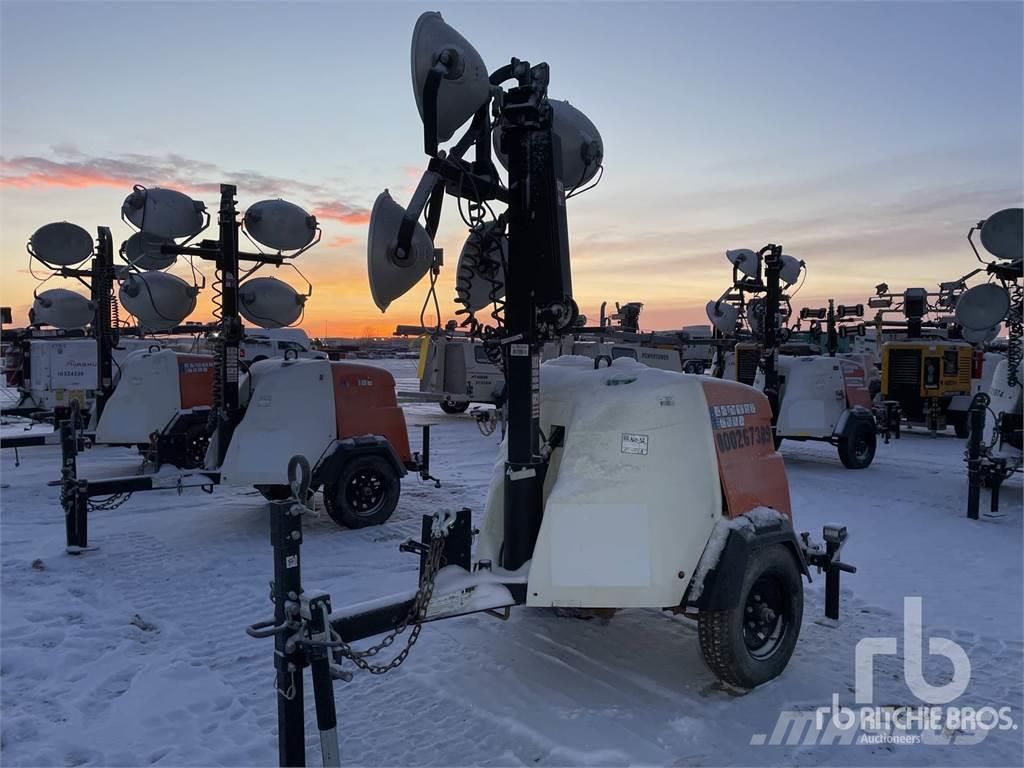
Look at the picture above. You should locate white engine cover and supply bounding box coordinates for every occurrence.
[95,349,183,444]
[218,359,337,486]
[477,356,721,609]
[757,356,846,438]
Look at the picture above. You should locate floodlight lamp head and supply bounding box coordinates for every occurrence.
[706,300,739,334]
[121,186,207,240]
[411,11,490,147]
[779,254,804,286]
[954,283,1011,331]
[30,288,95,330]
[243,199,319,253]
[456,221,507,312]
[119,271,198,332]
[492,99,604,189]
[875,283,889,295]
[725,248,759,278]
[367,189,435,312]
[239,276,306,329]
[979,207,1022,261]
[962,323,1001,345]
[28,221,94,267]
[122,231,176,271]
[868,296,892,309]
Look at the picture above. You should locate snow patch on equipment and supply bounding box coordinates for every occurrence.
[688,506,786,602]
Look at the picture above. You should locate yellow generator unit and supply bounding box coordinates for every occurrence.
[881,340,972,432]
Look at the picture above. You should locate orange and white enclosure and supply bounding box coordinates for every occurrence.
[475,356,790,609]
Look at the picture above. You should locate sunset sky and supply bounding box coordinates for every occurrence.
[2,1,1022,337]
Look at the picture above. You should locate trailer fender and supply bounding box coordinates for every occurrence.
[833,405,875,441]
[311,435,407,491]
[686,518,809,612]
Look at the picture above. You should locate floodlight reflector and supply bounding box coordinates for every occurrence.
[492,99,604,188]
[979,208,1023,261]
[122,231,177,270]
[367,190,435,312]
[456,221,506,312]
[706,300,739,333]
[244,199,318,253]
[779,254,804,286]
[955,283,1011,330]
[29,222,93,267]
[726,248,758,278]
[119,271,198,331]
[239,277,306,329]
[31,288,95,329]
[962,324,1000,344]
[411,11,490,145]
[122,186,207,239]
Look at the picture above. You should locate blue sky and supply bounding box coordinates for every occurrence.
[2,1,1021,334]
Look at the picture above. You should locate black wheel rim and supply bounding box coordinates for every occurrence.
[344,468,386,516]
[186,432,208,467]
[743,574,790,659]
[853,434,870,461]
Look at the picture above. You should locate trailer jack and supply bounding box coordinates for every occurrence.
[801,525,857,621]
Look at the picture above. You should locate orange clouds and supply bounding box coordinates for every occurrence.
[311,201,370,226]
[327,235,357,248]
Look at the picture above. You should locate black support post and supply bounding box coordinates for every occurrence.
[966,393,988,520]
[270,498,305,766]
[761,245,783,423]
[212,184,244,467]
[91,227,116,422]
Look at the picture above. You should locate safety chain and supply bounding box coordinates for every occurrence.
[87,492,133,512]
[303,527,449,675]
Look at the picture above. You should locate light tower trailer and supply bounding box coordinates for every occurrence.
[52,185,437,551]
[244,15,856,765]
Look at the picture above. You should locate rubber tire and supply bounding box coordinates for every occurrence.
[952,415,970,439]
[838,420,876,469]
[440,399,470,414]
[324,454,400,528]
[698,544,804,689]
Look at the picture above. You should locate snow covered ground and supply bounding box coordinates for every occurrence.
[1,361,1021,767]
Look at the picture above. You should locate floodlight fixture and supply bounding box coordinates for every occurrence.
[243,199,319,254]
[121,186,208,240]
[868,296,892,309]
[239,276,307,329]
[411,11,491,153]
[30,288,95,329]
[367,189,436,312]
[706,299,739,333]
[954,282,1011,331]
[778,254,804,287]
[492,99,604,188]
[726,248,759,278]
[979,208,1023,261]
[28,221,94,267]
[119,271,199,331]
[122,231,177,271]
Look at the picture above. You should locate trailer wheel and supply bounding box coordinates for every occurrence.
[698,544,803,689]
[838,420,876,469]
[440,399,469,414]
[950,414,970,439]
[181,424,209,470]
[324,455,400,528]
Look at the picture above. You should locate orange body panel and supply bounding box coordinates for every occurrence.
[840,360,873,410]
[176,354,216,410]
[330,362,411,462]
[701,379,792,520]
